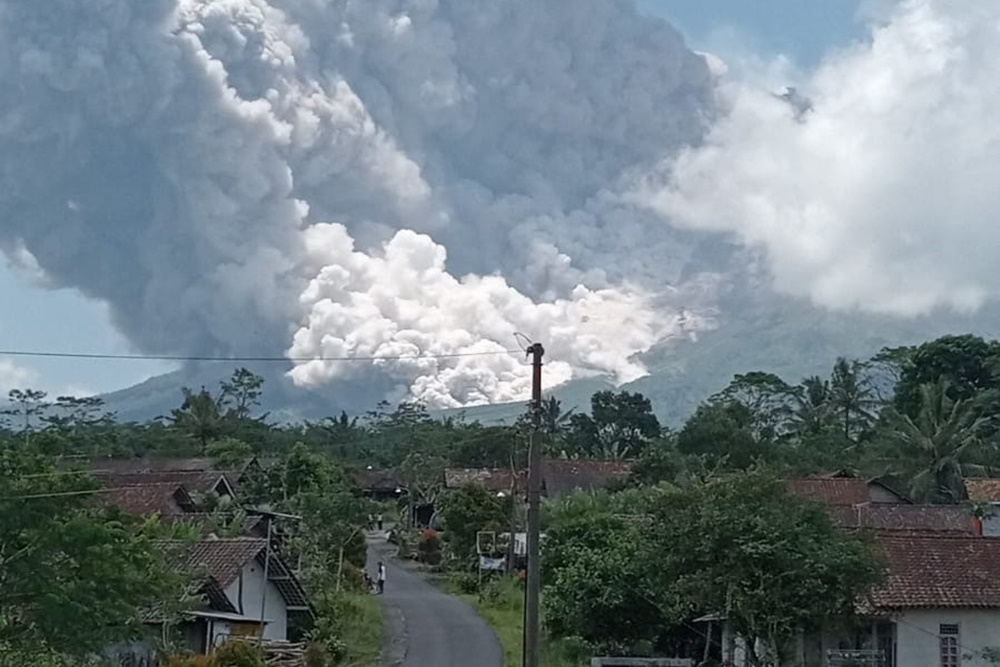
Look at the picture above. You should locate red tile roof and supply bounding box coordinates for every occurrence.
[95,483,195,516]
[354,468,403,492]
[93,471,234,496]
[444,468,524,493]
[966,479,1000,502]
[161,539,311,612]
[84,458,219,473]
[786,478,906,506]
[830,504,974,533]
[870,534,1000,609]
[541,459,632,497]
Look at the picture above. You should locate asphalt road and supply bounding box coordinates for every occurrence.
[367,534,503,667]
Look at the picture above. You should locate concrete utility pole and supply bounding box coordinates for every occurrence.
[524,342,544,667]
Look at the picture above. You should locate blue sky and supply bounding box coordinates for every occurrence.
[0,0,868,397]
[640,0,865,65]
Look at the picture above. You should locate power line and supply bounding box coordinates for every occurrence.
[0,486,155,501]
[0,349,521,363]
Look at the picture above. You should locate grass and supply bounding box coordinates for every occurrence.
[337,591,384,667]
[446,576,587,667]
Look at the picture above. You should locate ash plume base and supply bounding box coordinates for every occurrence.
[0,0,721,408]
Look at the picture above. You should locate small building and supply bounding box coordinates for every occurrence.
[786,476,910,506]
[93,470,237,499]
[444,468,524,495]
[355,468,405,502]
[828,504,977,534]
[541,459,632,498]
[110,538,312,663]
[715,533,1000,666]
[95,482,199,516]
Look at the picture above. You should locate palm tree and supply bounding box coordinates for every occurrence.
[885,379,992,503]
[790,376,832,437]
[829,358,879,442]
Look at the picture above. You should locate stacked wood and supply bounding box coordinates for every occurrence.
[231,638,307,667]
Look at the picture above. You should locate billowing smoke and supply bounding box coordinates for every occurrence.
[640,0,1000,317]
[0,0,723,407]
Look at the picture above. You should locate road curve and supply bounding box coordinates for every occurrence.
[367,533,503,667]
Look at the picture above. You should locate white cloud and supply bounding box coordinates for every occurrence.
[0,358,39,394]
[639,0,1000,317]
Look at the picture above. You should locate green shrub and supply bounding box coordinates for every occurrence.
[450,571,480,594]
[211,640,266,667]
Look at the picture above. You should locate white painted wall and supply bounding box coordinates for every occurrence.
[895,609,1000,667]
[223,560,289,641]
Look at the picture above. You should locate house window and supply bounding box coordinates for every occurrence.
[939,624,960,667]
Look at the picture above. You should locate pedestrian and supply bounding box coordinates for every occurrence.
[377,513,383,531]
[377,560,386,594]
[367,513,374,530]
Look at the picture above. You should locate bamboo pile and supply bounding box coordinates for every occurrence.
[232,638,307,667]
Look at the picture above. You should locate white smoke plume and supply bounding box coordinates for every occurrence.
[289,223,674,408]
[640,0,1000,317]
[0,0,719,408]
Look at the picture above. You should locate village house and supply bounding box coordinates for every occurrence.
[79,456,264,489]
[441,459,631,500]
[95,481,199,517]
[785,475,910,507]
[786,474,979,533]
[713,530,1000,666]
[109,538,312,664]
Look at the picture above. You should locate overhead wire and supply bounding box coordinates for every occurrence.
[0,348,522,363]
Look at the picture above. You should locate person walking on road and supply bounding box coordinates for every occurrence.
[377,513,384,531]
[377,560,386,594]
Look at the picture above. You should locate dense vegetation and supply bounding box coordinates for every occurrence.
[3,334,1000,666]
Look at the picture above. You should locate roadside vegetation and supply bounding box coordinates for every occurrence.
[3,333,1000,665]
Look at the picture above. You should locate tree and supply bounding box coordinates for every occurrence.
[710,372,796,441]
[828,358,879,442]
[205,436,254,470]
[436,485,511,569]
[2,389,49,442]
[0,446,180,657]
[676,402,762,470]
[218,367,265,421]
[789,376,833,438]
[884,379,994,503]
[565,391,661,460]
[893,335,1000,418]
[168,387,224,448]
[397,450,448,528]
[645,472,885,667]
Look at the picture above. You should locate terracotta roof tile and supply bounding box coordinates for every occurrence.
[444,468,524,492]
[541,459,632,497]
[966,479,1000,502]
[84,458,218,473]
[786,478,906,506]
[354,468,402,492]
[95,483,195,516]
[870,534,1000,609]
[829,504,974,533]
[93,471,234,495]
[160,539,311,612]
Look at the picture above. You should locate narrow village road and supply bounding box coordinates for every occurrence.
[367,533,503,667]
